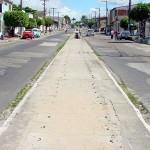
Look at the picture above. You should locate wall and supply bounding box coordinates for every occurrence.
[145,19,150,37]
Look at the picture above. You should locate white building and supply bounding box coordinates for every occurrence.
[0,0,12,37]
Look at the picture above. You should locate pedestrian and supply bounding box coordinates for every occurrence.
[110,29,114,39]
[114,29,118,40]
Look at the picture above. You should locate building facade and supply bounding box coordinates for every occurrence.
[109,5,136,32]
[0,0,12,36]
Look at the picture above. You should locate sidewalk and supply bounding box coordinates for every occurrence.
[0,35,150,150]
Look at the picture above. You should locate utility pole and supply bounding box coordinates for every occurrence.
[20,0,23,11]
[20,0,23,37]
[48,9,51,17]
[41,0,49,34]
[96,8,101,29]
[57,12,60,29]
[128,0,131,31]
[50,8,56,20]
[40,0,49,19]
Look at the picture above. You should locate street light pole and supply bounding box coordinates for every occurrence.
[48,9,51,17]
[92,11,97,27]
[96,8,101,29]
[102,1,108,28]
[128,0,131,31]
[91,14,92,22]
[57,12,60,29]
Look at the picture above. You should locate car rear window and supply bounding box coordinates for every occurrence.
[122,31,130,34]
[25,30,32,32]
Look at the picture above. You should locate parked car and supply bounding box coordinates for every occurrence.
[86,29,94,36]
[118,31,131,40]
[32,28,41,38]
[21,29,34,39]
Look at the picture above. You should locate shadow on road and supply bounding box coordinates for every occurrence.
[109,41,133,43]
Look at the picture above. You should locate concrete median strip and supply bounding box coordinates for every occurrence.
[0,35,150,149]
[83,38,150,133]
[0,37,69,136]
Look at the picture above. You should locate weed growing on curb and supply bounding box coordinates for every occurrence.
[0,36,70,121]
[119,81,148,114]
[10,84,32,109]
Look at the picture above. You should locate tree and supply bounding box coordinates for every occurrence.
[4,11,29,36]
[81,15,88,26]
[129,3,150,38]
[24,6,37,15]
[88,21,94,28]
[13,4,37,15]
[72,18,76,24]
[12,4,21,11]
[120,17,128,30]
[36,18,45,28]
[27,18,37,29]
[75,21,81,27]
[44,17,53,30]
[64,15,71,24]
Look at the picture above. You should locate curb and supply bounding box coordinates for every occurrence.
[83,37,150,133]
[0,34,71,137]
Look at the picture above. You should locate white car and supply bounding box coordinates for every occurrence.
[86,29,94,36]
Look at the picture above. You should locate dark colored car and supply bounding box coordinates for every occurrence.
[118,31,131,40]
[21,29,34,39]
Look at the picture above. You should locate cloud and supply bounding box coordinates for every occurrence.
[12,0,81,20]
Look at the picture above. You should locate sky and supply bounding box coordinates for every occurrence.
[13,0,149,20]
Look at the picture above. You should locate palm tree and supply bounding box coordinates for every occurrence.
[72,18,76,24]
[64,15,71,25]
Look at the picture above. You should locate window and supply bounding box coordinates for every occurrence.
[0,20,1,32]
[9,4,11,10]
[0,4,2,13]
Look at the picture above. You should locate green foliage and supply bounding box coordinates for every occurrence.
[64,15,71,24]
[75,21,81,27]
[72,18,76,24]
[24,6,37,15]
[12,4,21,11]
[129,3,150,37]
[44,17,53,27]
[120,17,128,30]
[81,15,88,25]
[27,18,37,29]
[129,3,150,22]
[88,21,94,28]
[4,11,29,28]
[13,4,37,14]
[36,18,45,27]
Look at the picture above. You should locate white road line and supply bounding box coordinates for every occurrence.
[39,42,58,46]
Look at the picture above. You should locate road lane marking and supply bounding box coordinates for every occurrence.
[128,63,150,75]
[39,42,58,46]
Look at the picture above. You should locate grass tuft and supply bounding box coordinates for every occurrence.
[119,80,148,114]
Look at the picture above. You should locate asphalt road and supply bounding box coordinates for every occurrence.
[0,31,69,113]
[83,30,150,114]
